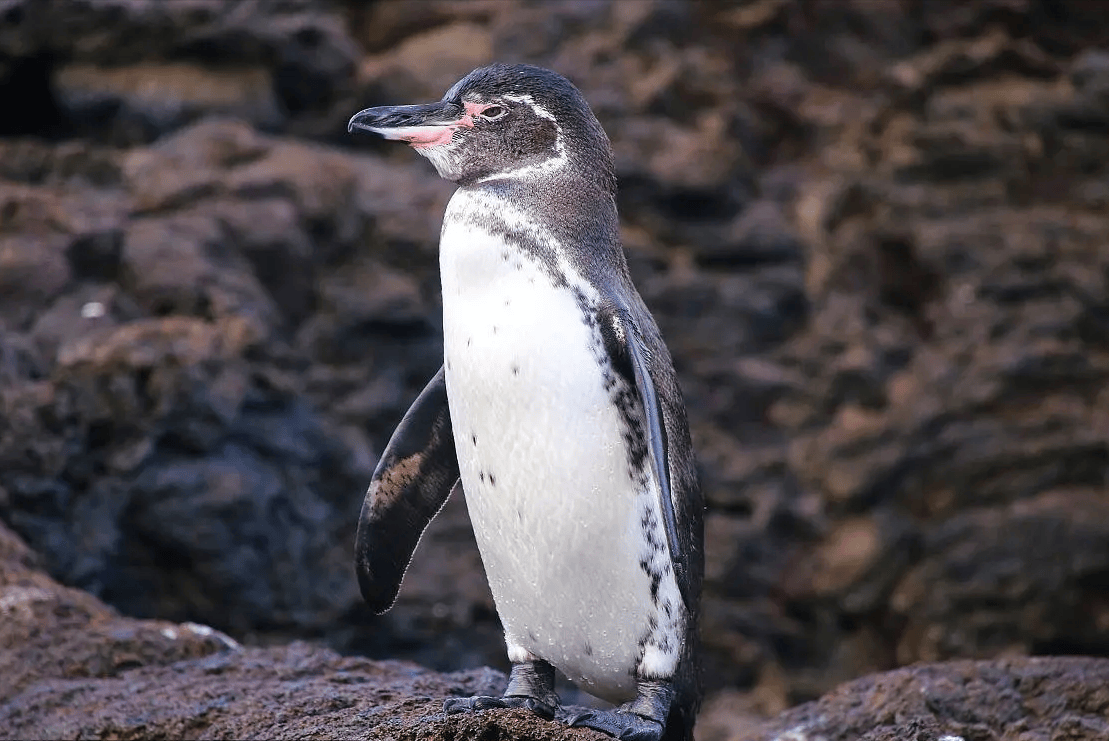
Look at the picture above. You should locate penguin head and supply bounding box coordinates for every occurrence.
[349,64,615,194]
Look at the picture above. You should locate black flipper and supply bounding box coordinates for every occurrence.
[599,305,689,612]
[355,366,459,614]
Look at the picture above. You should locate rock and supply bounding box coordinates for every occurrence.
[721,657,1109,741]
[0,233,71,328]
[692,200,805,269]
[349,1,491,55]
[2,0,1109,719]
[0,0,359,142]
[0,106,456,669]
[890,490,1109,663]
[52,62,283,144]
[685,0,1109,702]
[0,519,606,740]
[6,516,1106,740]
[0,520,236,704]
[2,311,373,636]
[3,641,605,741]
[358,22,495,106]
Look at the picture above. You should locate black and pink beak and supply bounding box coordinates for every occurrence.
[348,101,474,149]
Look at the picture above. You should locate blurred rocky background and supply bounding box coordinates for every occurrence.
[2,0,1109,737]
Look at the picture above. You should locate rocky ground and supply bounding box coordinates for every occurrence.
[4,520,1107,739]
[2,0,1109,738]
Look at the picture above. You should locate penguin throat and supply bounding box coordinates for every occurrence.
[415,137,465,180]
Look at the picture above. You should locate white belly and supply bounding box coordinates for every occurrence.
[439,192,658,702]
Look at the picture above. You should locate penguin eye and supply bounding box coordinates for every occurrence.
[479,105,507,120]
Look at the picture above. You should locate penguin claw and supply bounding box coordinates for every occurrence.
[443,694,557,720]
[565,708,663,741]
[521,697,558,719]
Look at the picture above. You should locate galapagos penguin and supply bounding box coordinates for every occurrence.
[349,63,703,741]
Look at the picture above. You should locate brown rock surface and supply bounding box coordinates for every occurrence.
[0,519,607,740]
[2,0,1109,738]
[717,656,1109,741]
[4,520,1106,739]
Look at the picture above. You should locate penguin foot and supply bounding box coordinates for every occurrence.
[443,658,560,720]
[565,678,674,741]
[564,708,662,741]
[443,694,557,720]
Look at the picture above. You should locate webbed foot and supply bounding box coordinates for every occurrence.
[565,708,663,740]
[565,678,674,741]
[443,658,560,721]
[444,694,557,720]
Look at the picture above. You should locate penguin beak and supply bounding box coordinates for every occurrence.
[348,101,473,149]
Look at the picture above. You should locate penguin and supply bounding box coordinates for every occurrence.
[348,64,703,741]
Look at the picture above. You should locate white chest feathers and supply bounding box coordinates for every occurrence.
[437,188,684,703]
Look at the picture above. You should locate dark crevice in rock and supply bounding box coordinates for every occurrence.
[0,52,65,137]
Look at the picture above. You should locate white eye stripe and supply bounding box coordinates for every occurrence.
[468,92,570,183]
[502,94,557,122]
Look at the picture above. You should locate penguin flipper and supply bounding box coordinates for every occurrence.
[600,306,688,612]
[355,366,460,614]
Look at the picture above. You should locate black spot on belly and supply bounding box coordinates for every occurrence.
[472,433,477,446]
[511,363,520,376]
[489,473,496,486]
[528,630,538,643]
[479,471,486,483]
[584,642,593,657]
[467,337,473,347]
[493,325,498,334]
